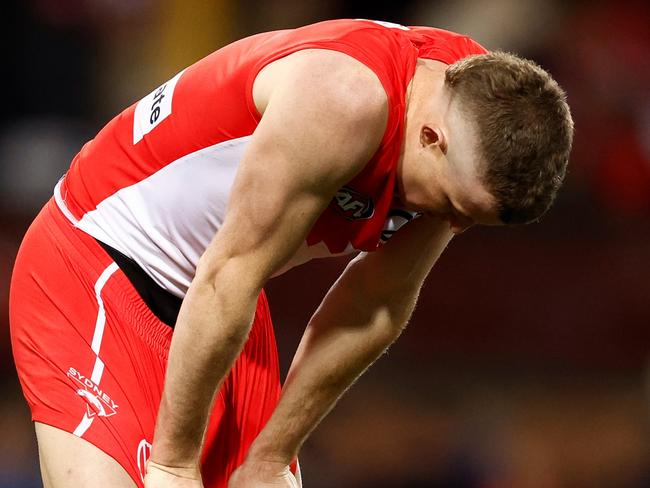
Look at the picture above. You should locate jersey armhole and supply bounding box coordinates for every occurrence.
[244,41,399,135]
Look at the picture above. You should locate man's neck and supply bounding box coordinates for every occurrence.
[408,58,450,125]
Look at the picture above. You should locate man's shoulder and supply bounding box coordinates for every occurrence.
[255,48,389,128]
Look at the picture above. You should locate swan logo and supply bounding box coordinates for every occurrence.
[67,367,119,418]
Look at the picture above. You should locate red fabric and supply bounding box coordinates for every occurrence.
[10,19,486,485]
[62,19,486,253]
[10,200,282,487]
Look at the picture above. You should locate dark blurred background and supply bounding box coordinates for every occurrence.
[1,1,649,487]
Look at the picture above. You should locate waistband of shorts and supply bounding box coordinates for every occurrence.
[97,240,181,328]
[44,197,173,359]
[53,177,181,327]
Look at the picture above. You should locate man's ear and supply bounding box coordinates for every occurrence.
[420,125,447,154]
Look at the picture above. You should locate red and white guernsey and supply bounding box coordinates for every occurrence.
[55,19,487,298]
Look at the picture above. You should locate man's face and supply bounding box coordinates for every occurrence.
[407,103,502,234]
[434,134,501,234]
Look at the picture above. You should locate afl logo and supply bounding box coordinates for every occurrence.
[333,186,375,220]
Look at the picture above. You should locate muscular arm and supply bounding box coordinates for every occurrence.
[241,215,453,469]
[148,51,388,473]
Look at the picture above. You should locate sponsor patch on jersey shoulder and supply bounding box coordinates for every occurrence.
[133,68,186,144]
[333,186,375,220]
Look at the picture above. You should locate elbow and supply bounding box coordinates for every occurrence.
[193,253,266,300]
[371,303,412,344]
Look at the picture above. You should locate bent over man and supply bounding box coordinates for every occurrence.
[9,19,573,488]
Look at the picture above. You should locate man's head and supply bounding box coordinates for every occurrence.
[446,51,574,225]
[400,52,574,232]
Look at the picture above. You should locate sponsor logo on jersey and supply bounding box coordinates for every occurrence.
[137,438,152,482]
[133,69,186,144]
[67,367,119,418]
[380,208,421,244]
[149,84,167,125]
[333,186,375,220]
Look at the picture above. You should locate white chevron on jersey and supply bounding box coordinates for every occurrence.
[69,135,250,297]
[55,135,364,297]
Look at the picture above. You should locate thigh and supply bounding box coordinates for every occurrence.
[36,422,136,488]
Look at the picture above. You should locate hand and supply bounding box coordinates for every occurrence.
[228,460,300,488]
[144,460,204,488]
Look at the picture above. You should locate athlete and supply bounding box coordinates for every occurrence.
[9,19,573,488]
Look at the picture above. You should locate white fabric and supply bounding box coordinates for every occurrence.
[55,134,415,298]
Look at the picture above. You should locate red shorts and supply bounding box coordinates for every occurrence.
[10,199,283,487]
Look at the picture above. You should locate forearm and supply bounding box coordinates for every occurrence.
[151,265,261,467]
[248,289,415,464]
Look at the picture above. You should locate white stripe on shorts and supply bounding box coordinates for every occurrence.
[73,262,119,438]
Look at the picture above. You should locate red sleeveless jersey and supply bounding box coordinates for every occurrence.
[55,19,487,297]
